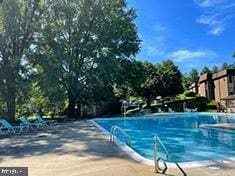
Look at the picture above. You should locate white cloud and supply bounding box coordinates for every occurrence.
[169,49,217,63]
[194,0,224,7]
[196,15,219,25]
[153,24,167,33]
[209,26,225,35]
[194,0,235,36]
[141,24,168,57]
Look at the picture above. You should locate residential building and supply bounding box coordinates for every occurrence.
[189,69,235,104]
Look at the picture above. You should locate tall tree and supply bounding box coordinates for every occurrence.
[0,0,43,121]
[200,66,211,75]
[137,60,183,107]
[138,61,159,107]
[221,62,229,70]
[158,60,183,97]
[31,0,140,118]
[188,68,199,84]
[212,65,219,73]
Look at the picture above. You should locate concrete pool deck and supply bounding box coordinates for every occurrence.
[0,120,235,176]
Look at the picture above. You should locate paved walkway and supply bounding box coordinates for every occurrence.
[0,120,235,176]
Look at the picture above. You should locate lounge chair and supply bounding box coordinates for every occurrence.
[35,114,56,127]
[168,108,175,113]
[184,108,191,112]
[158,108,163,113]
[0,119,29,134]
[19,116,44,130]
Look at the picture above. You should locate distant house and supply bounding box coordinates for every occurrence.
[221,95,235,112]
[189,69,235,110]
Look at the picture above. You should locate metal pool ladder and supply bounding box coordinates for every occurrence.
[153,135,187,176]
[110,125,132,146]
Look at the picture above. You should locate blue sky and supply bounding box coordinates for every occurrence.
[127,0,235,73]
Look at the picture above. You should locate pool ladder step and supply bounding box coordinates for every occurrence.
[109,126,187,176]
[110,125,132,146]
[154,135,187,176]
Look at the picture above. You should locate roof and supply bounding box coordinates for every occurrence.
[221,94,235,100]
[199,73,212,83]
[212,69,235,80]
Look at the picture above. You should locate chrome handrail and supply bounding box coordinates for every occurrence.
[110,125,132,146]
[154,135,169,160]
[153,135,187,176]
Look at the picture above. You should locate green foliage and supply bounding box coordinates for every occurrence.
[185,97,210,111]
[182,68,199,89]
[124,59,184,107]
[184,91,196,97]
[200,66,211,75]
[0,0,44,121]
[177,90,196,100]
[189,68,199,83]
[221,62,229,70]
[29,0,140,117]
[212,65,219,73]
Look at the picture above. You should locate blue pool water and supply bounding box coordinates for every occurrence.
[93,114,235,163]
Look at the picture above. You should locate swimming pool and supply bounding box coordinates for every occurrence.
[92,113,235,165]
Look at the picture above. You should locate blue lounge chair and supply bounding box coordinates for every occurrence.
[0,119,29,134]
[35,114,56,127]
[19,116,44,130]
[158,108,163,113]
[168,108,175,113]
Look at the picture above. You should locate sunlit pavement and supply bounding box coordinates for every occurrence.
[0,120,235,176]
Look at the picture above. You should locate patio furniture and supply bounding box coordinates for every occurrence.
[35,114,56,127]
[158,108,163,113]
[0,119,29,134]
[168,108,175,113]
[19,116,44,130]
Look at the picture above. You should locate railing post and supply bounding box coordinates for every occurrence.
[153,136,159,173]
[110,125,132,147]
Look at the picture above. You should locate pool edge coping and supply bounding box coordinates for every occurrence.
[89,113,235,169]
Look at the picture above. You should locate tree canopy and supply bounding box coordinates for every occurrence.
[0,0,44,121]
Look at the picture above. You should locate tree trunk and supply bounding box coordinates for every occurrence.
[67,90,77,118]
[146,96,151,108]
[6,79,16,122]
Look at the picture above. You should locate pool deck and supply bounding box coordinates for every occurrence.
[0,120,235,176]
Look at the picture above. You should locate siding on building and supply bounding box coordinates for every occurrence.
[189,69,235,102]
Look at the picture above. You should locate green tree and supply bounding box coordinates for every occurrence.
[221,62,229,70]
[0,0,43,121]
[31,0,140,118]
[211,65,219,73]
[182,68,199,90]
[200,66,211,75]
[182,74,191,90]
[188,68,199,84]
[138,62,159,107]
[137,60,183,108]
[158,60,183,97]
